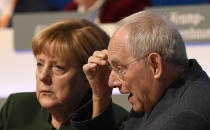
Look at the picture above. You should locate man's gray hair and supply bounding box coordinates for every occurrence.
[116,11,188,68]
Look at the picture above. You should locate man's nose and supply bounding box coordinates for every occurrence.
[108,71,122,88]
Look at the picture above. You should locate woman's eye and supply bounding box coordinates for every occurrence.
[37,62,43,67]
[53,65,66,75]
[55,65,65,71]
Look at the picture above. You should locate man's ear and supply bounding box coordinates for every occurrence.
[147,52,163,79]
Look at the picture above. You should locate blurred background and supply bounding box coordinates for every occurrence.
[1,0,210,110]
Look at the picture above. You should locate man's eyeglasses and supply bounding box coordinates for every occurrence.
[107,58,141,80]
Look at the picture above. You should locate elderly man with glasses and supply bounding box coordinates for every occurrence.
[70,10,210,130]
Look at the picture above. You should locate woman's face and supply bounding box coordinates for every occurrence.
[35,50,88,112]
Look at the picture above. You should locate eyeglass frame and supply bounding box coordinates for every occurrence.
[107,57,146,80]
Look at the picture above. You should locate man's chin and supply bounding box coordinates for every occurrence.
[131,101,144,113]
[132,105,144,113]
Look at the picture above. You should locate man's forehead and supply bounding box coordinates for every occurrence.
[108,28,129,48]
[107,44,131,64]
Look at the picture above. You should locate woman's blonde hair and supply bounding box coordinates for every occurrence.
[32,19,109,67]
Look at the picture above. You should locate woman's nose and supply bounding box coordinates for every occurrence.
[39,66,52,85]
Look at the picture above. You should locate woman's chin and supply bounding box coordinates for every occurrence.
[39,98,57,109]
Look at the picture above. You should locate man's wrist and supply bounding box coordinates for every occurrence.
[92,95,112,118]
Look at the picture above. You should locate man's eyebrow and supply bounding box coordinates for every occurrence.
[109,58,120,65]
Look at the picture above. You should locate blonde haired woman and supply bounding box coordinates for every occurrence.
[0,19,128,130]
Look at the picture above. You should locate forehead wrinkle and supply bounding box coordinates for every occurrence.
[108,26,131,65]
[108,41,130,65]
[108,26,130,54]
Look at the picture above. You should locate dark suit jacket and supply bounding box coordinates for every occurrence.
[64,0,151,23]
[70,59,210,130]
[0,92,128,130]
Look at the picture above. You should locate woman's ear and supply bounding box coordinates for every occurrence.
[147,52,163,79]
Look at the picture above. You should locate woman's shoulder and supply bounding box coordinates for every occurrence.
[5,92,38,108]
[0,92,49,129]
[7,92,37,102]
[1,92,44,120]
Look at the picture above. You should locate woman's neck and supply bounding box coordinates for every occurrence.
[51,112,70,129]
[50,106,73,129]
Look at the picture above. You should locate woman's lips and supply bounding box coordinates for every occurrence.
[40,90,53,95]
